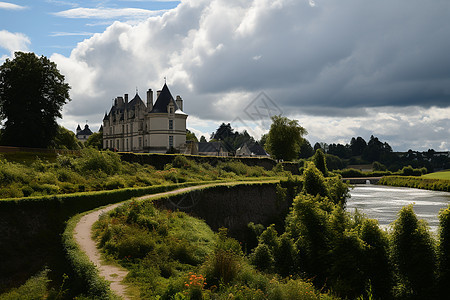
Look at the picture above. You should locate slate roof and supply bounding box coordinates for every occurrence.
[105,93,145,121]
[77,124,93,137]
[198,142,224,153]
[249,142,268,156]
[150,83,179,113]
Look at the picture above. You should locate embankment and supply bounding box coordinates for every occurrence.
[379,176,450,192]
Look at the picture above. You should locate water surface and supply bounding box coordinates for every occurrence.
[347,185,450,231]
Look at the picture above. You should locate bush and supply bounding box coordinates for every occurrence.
[76,148,121,175]
[313,149,328,176]
[438,206,450,298]
[390,205,436,299]
[302,162,328,197]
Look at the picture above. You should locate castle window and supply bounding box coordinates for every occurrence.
[169,119,173,130]
[170,107,174,114]
[139,137,142,148]
[169,136,174,148]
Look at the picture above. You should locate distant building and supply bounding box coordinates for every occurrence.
[236,142,269,157]
[197,142,228,156]
[102,84,187,153]
[76,124,94,142]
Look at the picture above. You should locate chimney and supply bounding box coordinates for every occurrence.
[146,88,153,111]
[157,90,162,98]
[124,94,128,104]
[176,95,183,111]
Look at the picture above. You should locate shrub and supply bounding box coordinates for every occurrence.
[359,219,392,300]
[286,193,331,287]
[313,149,328,176]
[302,162,328,197]
[390,205,436,299]
[438,206,450,298]
[75,148,121,175]
[250,243,274,272]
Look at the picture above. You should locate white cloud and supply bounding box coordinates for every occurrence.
[54,7,167,20]
[54,0,450,151]
[0,30,30,57]
[0,2,27,10]
[50,32,94,37]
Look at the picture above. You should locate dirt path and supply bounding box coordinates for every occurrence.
[73,181,269,299]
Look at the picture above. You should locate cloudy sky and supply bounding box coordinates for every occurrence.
[0,0,449,151]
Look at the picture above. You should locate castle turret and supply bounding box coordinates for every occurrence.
[146,89,153,111]
[76,124,81,134]
[176,95,183,111]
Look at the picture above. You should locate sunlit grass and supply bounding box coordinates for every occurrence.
[422,170,450,180]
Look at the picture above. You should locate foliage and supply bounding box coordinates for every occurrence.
[186,129,198,142]
[62,212,115,299]
[359,219,392,299]
[92,192,335,300]
[210,123,255,153]
[52,126,83,150]
[0,269,51,300]
[298,139,314,159]
[302,162,329,198]
[379,176,450,192]
[390,205,436,299]
[437,206,450,298]
[265,115,307,161]
[85,132,103,150]
[313,149,328,176]
[0,52,70,148]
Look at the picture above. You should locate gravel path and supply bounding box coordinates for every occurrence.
[73,182,258,299]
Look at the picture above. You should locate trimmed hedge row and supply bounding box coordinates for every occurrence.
[0,181,211,213]
[63,180,281,298]
[119,152,300,174]
[62,211,116,299]
[379,176,450,192]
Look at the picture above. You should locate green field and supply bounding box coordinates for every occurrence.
[422,170,450,180]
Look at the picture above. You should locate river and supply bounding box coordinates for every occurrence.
[347,185,450,232]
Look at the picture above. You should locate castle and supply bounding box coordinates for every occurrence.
[102,84,187,153]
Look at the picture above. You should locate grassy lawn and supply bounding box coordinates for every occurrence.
[422,170,450,180]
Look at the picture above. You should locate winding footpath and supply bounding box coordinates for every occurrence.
[73,181,272,299]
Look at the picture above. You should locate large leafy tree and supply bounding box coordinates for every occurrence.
[0,52,70,147]
[265,115,307,161]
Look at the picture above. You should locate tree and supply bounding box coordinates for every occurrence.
[259,133,268,149]
[186,129,198,142]
[313,149,328,176]
[199,135,207,143]
[298,139,314,159]
[390,205,436,299]
[85,131,103,150]
[265,115,307,161]
[438,206,450,298]
[0,52,70,148]
[350,137,367,156]
[52,125,83,150]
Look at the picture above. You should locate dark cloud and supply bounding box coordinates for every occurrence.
[52,0,450,150]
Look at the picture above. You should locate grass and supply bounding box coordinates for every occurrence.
[0,148,289,200]
[422,170,450,180]
[92,197,338,300]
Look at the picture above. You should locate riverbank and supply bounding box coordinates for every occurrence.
[379,176,450,192]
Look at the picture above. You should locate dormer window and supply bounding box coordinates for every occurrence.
[170,107,174,114]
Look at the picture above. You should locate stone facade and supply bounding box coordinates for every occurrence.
[102,84,187,153]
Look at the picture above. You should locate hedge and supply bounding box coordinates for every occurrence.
[379,176,450,192]
[62,180,281,298]
[62,211,116,299]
